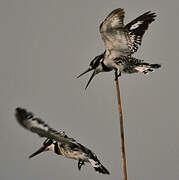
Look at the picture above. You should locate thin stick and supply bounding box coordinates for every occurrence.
[115,71,127,180]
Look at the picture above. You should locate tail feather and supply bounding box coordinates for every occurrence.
[149,63,161,69]
[94,164,110,174]
[89,159,110,174]
[135,63,161,74]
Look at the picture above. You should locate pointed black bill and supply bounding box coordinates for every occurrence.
[85,70,96,90]
[77,67,93,78]
[29,146,46,159]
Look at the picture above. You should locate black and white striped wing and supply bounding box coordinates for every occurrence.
[15,107,76,144]
[125,11,156,54]
[99,8,131,55]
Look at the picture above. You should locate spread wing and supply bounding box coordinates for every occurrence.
[99,8,131,56]
[15,107,76,144]
[100,8,125,31]
[125,11,156,54]
[99,9,156,57]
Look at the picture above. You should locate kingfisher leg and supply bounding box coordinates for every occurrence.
[118,72,121,77]
[78,160,85,170]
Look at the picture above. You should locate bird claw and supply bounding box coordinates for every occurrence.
[115,70,121,81]
[78,160,85,170]
[118,72,121,77]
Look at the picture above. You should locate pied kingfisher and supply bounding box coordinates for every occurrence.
[15,107,110,174]
[78,8,161,89]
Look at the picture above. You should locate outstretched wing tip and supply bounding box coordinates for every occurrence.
[15,107,77,144]
[15,107,30,115]
[15,107,33,121]
[15,107,24,113]
[125,10,157,54]
[107,7,125,19]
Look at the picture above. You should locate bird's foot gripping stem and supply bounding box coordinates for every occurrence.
[115,69,121,81]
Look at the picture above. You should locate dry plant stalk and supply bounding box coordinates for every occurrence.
[115,71,127,180]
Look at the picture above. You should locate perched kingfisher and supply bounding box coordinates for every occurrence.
[15,107,110,174]
[77,8,161,89]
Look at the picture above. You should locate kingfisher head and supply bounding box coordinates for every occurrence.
[77,52,105,89]
[29,139,55,158]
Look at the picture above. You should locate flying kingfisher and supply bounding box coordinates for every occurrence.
[15,107,110,174]
[77,8,161,89]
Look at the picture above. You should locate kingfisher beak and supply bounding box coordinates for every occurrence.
[29,146,46,159]
[77,67,93,78]
[85,70,96,90]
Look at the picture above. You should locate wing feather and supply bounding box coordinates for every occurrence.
[100,8,125,32]
[125,11,156,53]
[100,8,131,57]
[99,9,156,57]
[15,107,76,144]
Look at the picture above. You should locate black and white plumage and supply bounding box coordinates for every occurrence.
[112,56,161,74]
[77,8,160,89]
[99,8,156,55]
[125,11,156,54]
[15,107,110,175]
